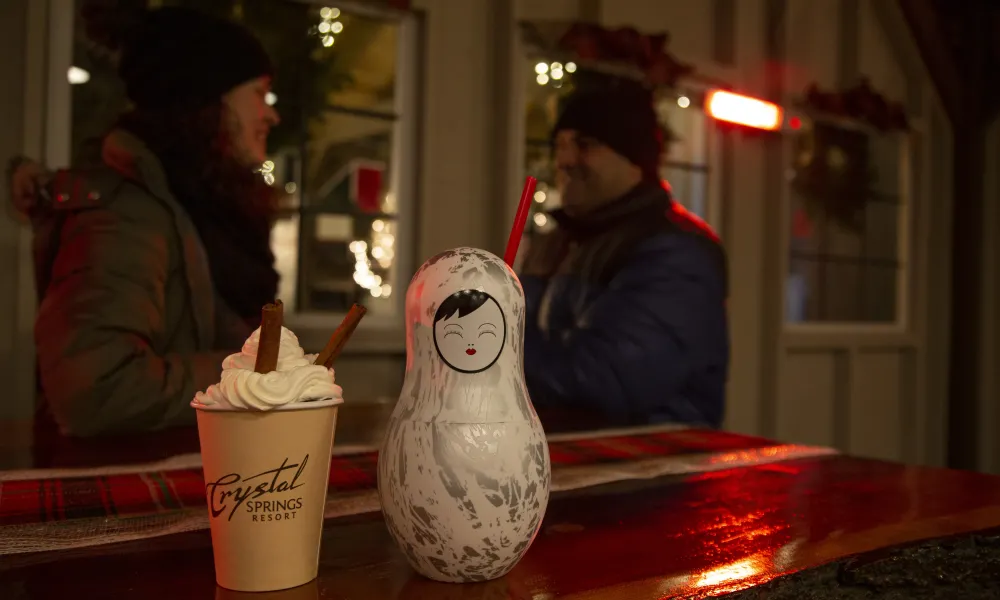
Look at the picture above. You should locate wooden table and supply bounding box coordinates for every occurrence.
[2,411,1000,599]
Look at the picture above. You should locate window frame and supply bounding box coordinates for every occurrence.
[780,115,915,333]
[49,0,421,352]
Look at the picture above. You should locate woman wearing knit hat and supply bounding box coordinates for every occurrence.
[8,7,281,437]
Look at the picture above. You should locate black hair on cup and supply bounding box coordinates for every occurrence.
[434,290,490,324]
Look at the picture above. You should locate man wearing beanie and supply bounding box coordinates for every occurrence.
[10,7,281,438]
[520,82,729,429]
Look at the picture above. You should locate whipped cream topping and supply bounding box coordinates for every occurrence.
[193,326,342,410]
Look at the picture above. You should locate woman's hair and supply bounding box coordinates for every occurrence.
[117,104,275,223]
[434,290,491,324]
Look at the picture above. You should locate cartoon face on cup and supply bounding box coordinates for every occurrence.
[433,289,507,374]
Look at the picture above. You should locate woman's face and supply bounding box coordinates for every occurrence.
[223,76,280,166]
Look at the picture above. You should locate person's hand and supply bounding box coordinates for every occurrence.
[6,157,45,223]
[519,228,571,278]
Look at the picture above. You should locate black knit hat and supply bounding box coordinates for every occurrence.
[118,7,273,110]
[553,84,663,181]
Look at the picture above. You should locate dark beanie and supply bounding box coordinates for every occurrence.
[552,85,663,181]
[118,8,273,110]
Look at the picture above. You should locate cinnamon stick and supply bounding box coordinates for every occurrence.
[314,303,367,368]
[254,300,284,373]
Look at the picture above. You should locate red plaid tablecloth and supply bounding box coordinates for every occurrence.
[0,429,778,528]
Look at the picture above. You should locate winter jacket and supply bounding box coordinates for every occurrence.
[26,130,250,437]
[520,182,729,428]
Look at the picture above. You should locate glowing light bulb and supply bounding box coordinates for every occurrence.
[533,191,546,203]
[322,35,335,47]
[67,66,90,84]
[677,96,691,108]
[318,21,331,33]
[265,92,277,106]
[534,62,549,74]
[565,62,577,73]
[331,21,343,33]
[533,213,548,227]
[536,73,549,85]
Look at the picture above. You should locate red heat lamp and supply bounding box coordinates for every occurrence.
[705,89,784,131]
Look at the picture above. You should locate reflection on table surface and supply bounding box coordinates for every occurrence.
[3,454,1000,599]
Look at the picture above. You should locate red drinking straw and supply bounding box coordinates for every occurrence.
[503,176,537,267]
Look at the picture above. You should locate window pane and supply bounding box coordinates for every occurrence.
[870,134,900,197]
[305,7,398,114]
[658,98,709,166]
[303,111,395,212]
[298,214,397,313]
[785,120,906,324]
[662,164,708,219]
[861,264,898,322]
[790,258,869,322]
[823,261,863,321]
[789,189,823,255]
[825,214,863,258]
[786,258,821,323]
[865,200,900,261]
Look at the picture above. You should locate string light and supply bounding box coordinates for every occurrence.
[316,6,343,48]
[260,160,276,186]
[68,66,90,84]
[535,61,574,87]
[349,221,396,299]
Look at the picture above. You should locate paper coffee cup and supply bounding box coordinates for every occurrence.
[195,399,342,592]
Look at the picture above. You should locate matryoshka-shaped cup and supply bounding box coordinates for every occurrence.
[377,247,551,583]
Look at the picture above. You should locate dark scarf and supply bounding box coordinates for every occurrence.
[550,181,672,241]
[547,182,673,287]
[551,181,727,296]
[176,184,279,329]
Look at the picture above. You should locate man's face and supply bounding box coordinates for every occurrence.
[553,130,642,217]
[223,76,280,166]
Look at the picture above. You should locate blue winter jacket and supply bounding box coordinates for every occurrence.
[520,182,729,428]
